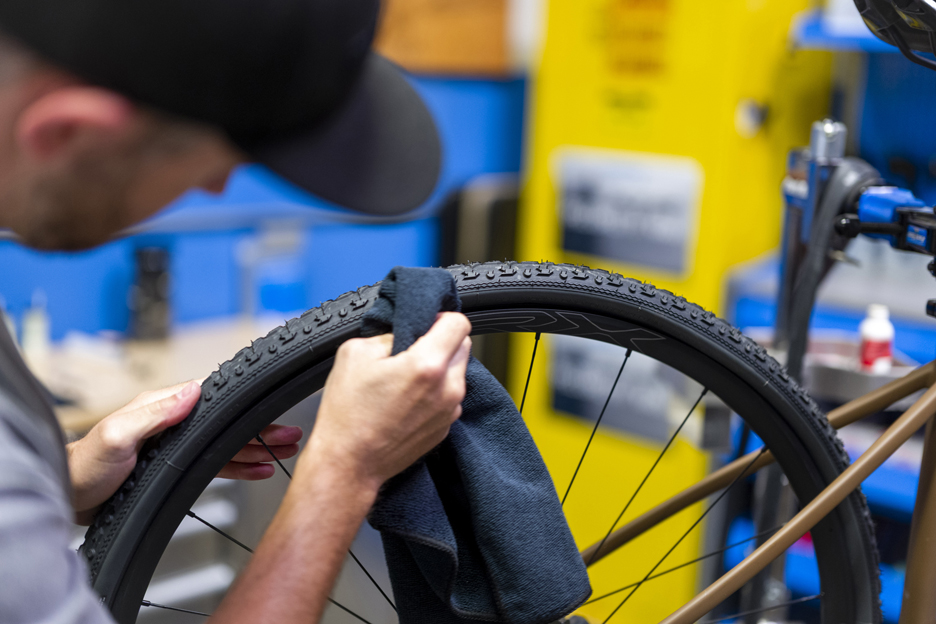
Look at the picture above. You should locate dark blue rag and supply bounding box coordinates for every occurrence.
[363,267,591,624]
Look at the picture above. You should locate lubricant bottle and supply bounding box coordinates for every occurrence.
[859,304,894,374]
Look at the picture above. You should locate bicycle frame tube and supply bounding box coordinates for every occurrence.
[580,361,936,566]
[900,415,936,622]
[660,379,936,624]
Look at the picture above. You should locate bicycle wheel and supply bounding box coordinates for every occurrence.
[79,261,881,624]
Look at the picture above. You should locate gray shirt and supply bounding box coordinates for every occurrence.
[0,323,113,623]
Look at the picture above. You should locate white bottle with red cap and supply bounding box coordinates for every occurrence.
[859,304,894,374]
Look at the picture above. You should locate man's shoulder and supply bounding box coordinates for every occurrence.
[0,321,70,485]
[0,412,69,512]
[0,385,70,494]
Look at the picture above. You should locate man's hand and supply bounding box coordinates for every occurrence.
[68,381,302,524]
[299,311,472,493]
[210,312,472,624]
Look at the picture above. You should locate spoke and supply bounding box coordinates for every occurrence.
[170,514,377,624]
[257,433,396,611]
[142,597,374,623]
[170,439,384,624]
[562,349,632,507]
[141,600,209,616]
[583,525,783,605]
[256,434,293,479]
[519,332,541,415]
[186,511,254,554]
[328,597,377,624]
[588,387,708,565]
[601,447,768,623]
[347,550,397,612]
[699,593,822,624]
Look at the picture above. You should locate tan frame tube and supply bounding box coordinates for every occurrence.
[580,361,936,565]
[659,381,936,624]
[899,414,936,622]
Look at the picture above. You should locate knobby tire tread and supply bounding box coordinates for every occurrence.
[78,261,881,622]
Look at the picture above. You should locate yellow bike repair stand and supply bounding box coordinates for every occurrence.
[515,1,832,620]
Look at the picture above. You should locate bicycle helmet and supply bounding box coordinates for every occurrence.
[856,0,936,69]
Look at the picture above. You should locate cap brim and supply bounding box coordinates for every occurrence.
[249,54,442,216]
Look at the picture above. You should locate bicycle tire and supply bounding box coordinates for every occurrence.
[79,261,881,624]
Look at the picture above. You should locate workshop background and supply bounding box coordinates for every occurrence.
[5,1,935,622]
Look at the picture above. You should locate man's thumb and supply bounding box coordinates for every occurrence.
[137,381,201,441]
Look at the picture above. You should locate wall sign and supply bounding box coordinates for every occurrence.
[556,148,703,274]
[549,334,704,444]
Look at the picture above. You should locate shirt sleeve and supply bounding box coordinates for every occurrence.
[0,420,115,624]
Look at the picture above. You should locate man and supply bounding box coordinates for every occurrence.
[0,1,472,623]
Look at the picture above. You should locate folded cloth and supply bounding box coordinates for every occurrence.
[364,267,591,624]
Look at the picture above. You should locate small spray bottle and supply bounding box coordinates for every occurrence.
[859,304,894,374]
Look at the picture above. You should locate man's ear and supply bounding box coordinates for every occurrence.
[15,87,135,161]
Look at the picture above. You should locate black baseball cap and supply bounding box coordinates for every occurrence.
[0,0,442,216]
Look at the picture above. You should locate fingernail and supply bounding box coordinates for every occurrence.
[179,381,200,399]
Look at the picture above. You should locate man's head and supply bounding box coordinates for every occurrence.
[0,34,240,250]
[0,0,441,251]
